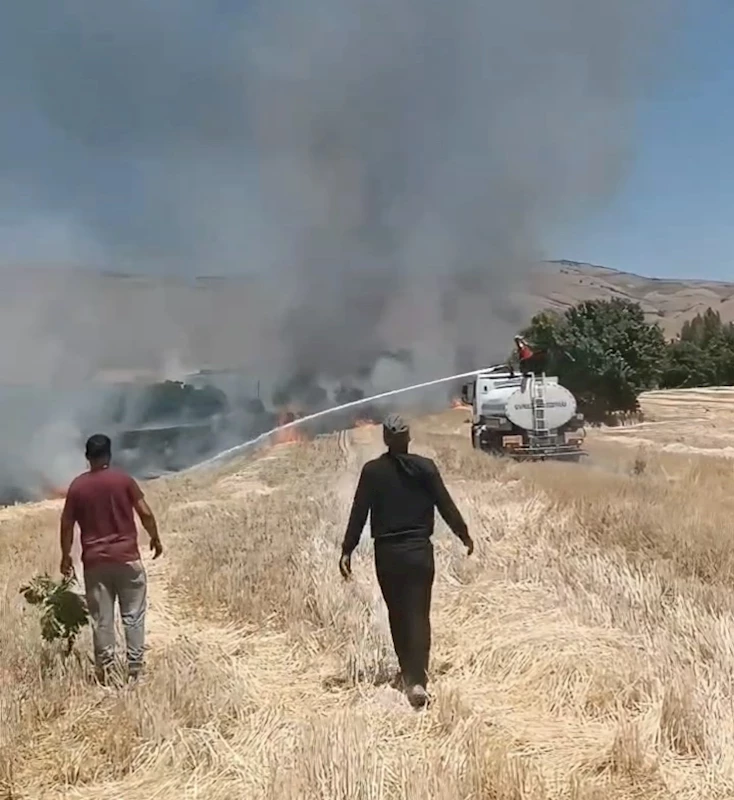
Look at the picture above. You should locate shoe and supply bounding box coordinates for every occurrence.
[127,666,145,685]
[406,684,429,709]
[389,670,405,691]
[95,663,115,686]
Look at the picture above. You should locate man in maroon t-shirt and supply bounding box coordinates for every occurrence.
[60,434,162,683]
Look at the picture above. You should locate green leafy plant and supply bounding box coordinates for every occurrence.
[19,573,89,655]
[521,301,734,400]
[660,307,734,389]
[520,299,668,421]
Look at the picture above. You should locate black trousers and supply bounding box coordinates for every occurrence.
[374,536,435,689]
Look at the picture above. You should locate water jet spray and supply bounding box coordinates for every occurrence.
[184,365,506,473]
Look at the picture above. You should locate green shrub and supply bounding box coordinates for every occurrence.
[20,573,89,656]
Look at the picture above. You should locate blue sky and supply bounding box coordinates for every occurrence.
[1,1,730,283]
[550,0,734,280]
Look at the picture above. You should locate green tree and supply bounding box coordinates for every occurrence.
[659,340,716,388]
[521,298,667,420]
[664,307,734,388]
[680,307,733,348]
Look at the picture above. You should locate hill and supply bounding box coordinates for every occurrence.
[1,261,732,384]
[522,260,734,338]
[3,389,734,798]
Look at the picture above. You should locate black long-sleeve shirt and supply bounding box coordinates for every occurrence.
[341,452,469,556]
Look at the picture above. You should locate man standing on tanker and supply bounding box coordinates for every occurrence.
[60,434,162,684]
[339,414,473,709]
[514,335,547,375]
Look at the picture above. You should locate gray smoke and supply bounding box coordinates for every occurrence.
[247,0,672,375]
[0,0,673,495]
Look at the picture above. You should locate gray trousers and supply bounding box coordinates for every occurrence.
[84,560,147,676]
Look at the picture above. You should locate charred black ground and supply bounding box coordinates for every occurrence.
[0,368,453,505]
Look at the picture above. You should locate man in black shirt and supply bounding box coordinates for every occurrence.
[339,413,473,708]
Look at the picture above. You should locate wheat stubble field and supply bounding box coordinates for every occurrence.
[3,389,734,798]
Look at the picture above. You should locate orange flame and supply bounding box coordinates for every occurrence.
[354,418,377,428]
[41,481,67,500]
[272,408,309,445]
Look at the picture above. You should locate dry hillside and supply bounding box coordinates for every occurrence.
[1,261,732,383]
[3,388,734,798]
[521,261,734,339]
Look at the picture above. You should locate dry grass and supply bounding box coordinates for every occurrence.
[597,386,734,455]
[3,394,734,798]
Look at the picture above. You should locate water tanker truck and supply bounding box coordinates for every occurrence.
[460,366,586,461]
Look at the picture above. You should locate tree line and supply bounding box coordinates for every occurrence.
[520,299,734,422]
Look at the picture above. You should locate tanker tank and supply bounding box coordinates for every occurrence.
[460,367,586,461]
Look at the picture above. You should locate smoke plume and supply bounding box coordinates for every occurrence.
[0,0,673,496]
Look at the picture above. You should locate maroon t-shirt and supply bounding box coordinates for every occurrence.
[62,467,143,569]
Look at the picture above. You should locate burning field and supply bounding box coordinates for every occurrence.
[270,407,379,446]
[4,390,734,798]
[0,369,447,505]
